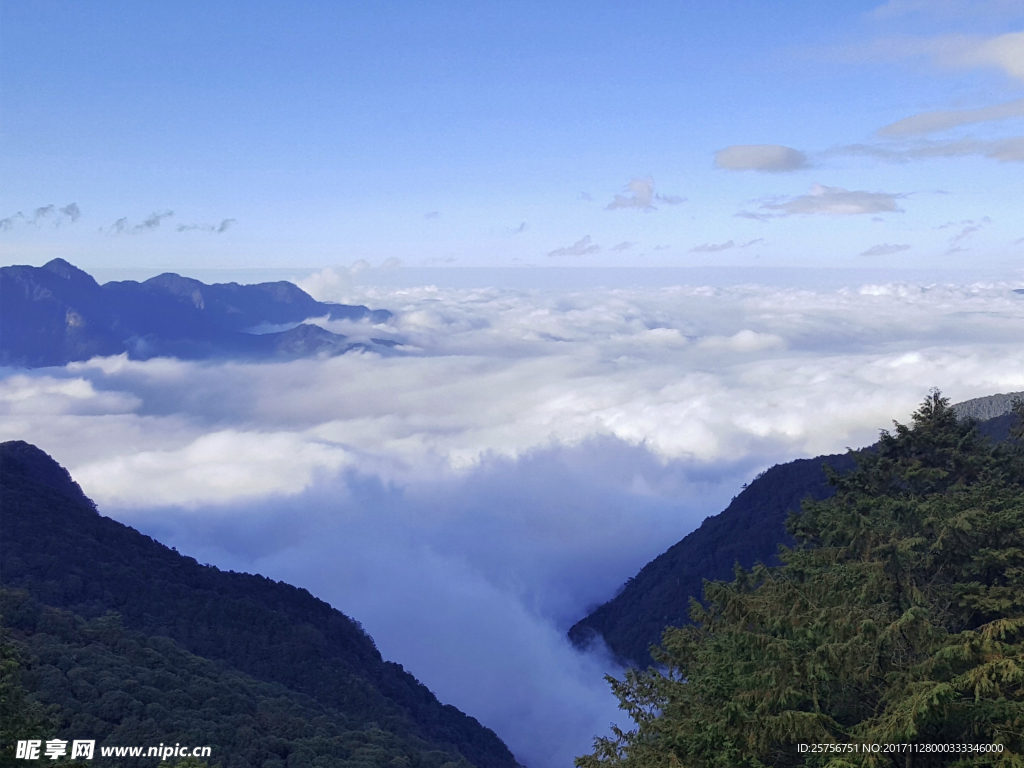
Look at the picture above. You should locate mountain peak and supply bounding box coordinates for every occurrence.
[41,258,100,288]
[143,272,207,294]
[0,440,94,508]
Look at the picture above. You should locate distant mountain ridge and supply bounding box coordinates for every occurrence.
[0,259,396,366]
[0,440,519,768]
[953,391,1024,421]
[570,394,1023,667]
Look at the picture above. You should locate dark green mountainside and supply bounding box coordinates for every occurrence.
[568,453,856,667]
[570,398,1022,668]
[0,441,518,768]
[1,591,473,768]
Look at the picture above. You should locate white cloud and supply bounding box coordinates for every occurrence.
[696,329,786,352]
[848,30,1024,81]
[74,430,354,507]
[714,145,808,172]
[861,243,912,256]
[610,241,636,251]
[606,177,685,210]
[608,177,655,210]
[945,30,1024,80]
[548,235,600,257]
[878,98,1024,136]
[294,263,372,304]
[754,183,905,216]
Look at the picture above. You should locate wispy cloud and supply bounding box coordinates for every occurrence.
[606,177,685,211]
[747,183,905,217]
[106,210,175,235]
[548,235,600,257]
[940,217,990,254]
[610,241,636,252]
[176,218,236,234]
[688,239,764,253]
[949,224,982,246]
[840,136,1024,163]
[508,222,527,236]
[878,98,1024,136]
[735,210,774,222]
[0,202,80,231]
[714,145,809,172]
[842,30,1024,81]
[942,30,1024,80]
[860,243,911,257]
[424,211,441,219]
[690,240,736,253]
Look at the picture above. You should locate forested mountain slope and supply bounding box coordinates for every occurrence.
[568,453,855,666]
[570,394,1023,668]
[0,441,518,768]
[1,591,475,768]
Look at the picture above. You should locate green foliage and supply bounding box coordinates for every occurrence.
[579,393,1024,768]
[1,590,471,768]
[0,626,56,767]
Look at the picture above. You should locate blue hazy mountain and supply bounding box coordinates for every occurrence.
[0,440,519,768]
[0,259,395,367]
[569,398,1022,667]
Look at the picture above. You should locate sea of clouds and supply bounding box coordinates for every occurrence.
[3,273,1024,767]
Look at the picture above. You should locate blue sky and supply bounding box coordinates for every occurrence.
[2,0,1023,271]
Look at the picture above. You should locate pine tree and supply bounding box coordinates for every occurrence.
[579,393,1024,768]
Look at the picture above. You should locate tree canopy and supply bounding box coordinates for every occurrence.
[579,392,1024,768]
